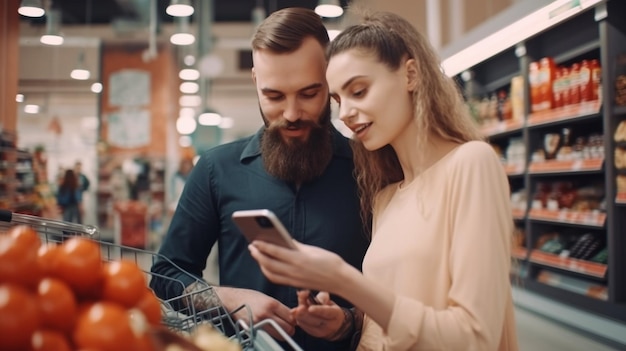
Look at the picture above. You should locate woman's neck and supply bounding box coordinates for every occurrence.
[393,133,459,185]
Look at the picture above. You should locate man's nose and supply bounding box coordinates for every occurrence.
[282,99,301,122]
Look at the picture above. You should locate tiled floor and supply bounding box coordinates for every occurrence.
[515,307,620,351]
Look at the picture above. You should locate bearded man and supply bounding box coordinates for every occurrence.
[151,7,368,351]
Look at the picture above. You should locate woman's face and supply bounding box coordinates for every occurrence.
[326,49,416,151]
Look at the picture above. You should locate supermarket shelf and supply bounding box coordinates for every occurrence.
[480,119,524,138]
[512,246,528,260]
[527,100,602,128]
[536,270,607,301]
[528,209,606,228]
[530,250,607,279]
[617,192,626,205]
[503,163,525,176]
[528,158,604,175]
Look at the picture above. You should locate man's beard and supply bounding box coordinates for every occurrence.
[260,103,333,184]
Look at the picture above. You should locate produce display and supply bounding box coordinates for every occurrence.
[0,225,241,351]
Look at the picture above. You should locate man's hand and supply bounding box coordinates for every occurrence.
[214,286,296,340]
[291,291,349,340]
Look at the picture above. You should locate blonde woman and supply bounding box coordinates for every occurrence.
[249,10,518,351]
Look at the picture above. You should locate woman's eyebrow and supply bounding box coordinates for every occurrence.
[329,75,365,95]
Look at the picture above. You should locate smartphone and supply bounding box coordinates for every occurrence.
[232,209,297,250]
[233,210,321,305]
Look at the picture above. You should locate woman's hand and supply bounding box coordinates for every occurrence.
[248,240,345,293]
[291,291,347,340]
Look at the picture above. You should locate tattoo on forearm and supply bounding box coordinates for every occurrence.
[182,281,222,312]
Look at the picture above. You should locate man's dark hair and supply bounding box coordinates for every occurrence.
[252,7,330,53]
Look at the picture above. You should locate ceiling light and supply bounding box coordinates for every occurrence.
[184,54,196,66]
[176,116,197,135]
[18,0,45,17]
[166,0,194,17]
[70,52,90,80]
[16,94,24,102]
[179,68,200,80]
[315,0,343,18]
[171,33,195,45]
[91,83,103,93]
[24,104,39,114]
[170,16,195,45]
[71,69,90,80]
[180,82,199,94]
[40,9,64,46]
[198,112,221,126]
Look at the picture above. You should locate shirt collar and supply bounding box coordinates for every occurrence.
[240,125,352,162]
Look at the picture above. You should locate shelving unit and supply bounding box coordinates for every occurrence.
[446,0,626,329]
[0,131,38,215]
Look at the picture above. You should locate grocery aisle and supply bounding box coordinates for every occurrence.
[515,307,620,351]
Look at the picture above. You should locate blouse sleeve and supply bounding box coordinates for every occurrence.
[383,142,514,350]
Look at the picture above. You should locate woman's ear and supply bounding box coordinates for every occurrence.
[251,67,257,84]
[405,59,418,92]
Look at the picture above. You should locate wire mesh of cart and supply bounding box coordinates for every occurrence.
[0,209,303,351]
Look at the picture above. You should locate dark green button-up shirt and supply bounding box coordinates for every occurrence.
[151,126,369,351]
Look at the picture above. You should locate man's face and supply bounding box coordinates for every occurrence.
[252,37,333,184]
[252,37,329,142]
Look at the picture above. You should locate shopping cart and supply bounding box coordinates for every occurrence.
[0,209,303,351]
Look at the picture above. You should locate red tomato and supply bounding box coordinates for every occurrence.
[0,226,41,289]
[73,302,139,351]
[134,289,163,326]
[37,278,78,333]
[37,243,61,276]
[53,237,102,298]
[0,284,40,351]
[31,329,72,351]
[101,259,146,307]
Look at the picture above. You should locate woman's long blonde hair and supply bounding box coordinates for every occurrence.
[327,11,484,228]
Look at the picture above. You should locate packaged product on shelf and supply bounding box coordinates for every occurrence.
[615,120,626,142]
[615,53,626,106]
[510,75,525,121]
[553,68,564,108]
[579,60,594,102]
[590,59,602,101]
[617,175,626,193]
[543,132,562,160]
[569,62,582,105]
[615,147,626,169]
[556,128,573,161]
[560,66,572,106]
[529,61,542,112]
[539,57,557,111]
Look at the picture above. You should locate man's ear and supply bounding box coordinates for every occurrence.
[405,58,418,92]
[251,67,256,84]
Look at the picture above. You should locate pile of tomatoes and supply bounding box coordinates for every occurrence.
[0,225,162,351]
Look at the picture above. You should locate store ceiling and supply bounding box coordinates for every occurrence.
[22,0,351,25]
